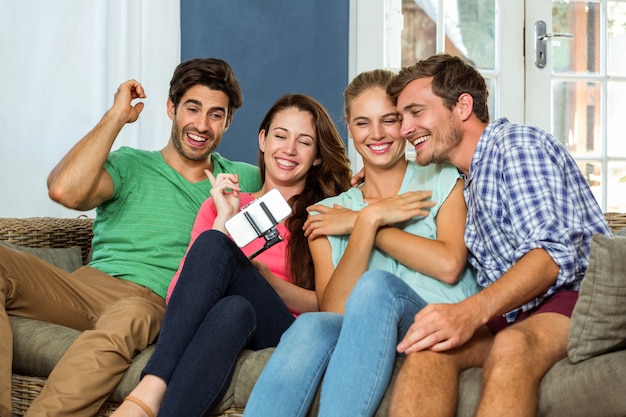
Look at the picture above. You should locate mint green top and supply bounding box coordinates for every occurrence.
[89,147,262,298]
[317,161,480,304]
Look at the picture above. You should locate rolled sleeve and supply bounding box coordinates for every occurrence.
[504,145,583,290]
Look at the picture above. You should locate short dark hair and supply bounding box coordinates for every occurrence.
[387,54,490,123]
[168,58,243,124]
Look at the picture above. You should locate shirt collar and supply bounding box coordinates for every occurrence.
[467,117,509,183]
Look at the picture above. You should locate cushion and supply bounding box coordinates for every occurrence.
[0,240,83,272]
[11,315,81,376]
[568,233,626,363]
[10,314,154,402]
[537,351,626,417]
[614,227,626,237]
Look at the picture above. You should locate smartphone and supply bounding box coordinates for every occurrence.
[225,188,292,247]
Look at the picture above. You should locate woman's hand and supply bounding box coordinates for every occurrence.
[363,191,435,227]
[206,170,241,231]
[303,204,357,239]
[350,167,365,188]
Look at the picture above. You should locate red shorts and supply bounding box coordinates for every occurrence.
[485,290,579,335]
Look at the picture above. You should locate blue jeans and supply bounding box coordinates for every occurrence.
[244,270,428,417]
[142,230,295,417]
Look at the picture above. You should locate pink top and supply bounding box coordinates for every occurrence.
[166,193,291,303]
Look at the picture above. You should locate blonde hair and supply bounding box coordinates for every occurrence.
[344,69,396,119]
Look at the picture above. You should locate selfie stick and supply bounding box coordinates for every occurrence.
[245,202,283,259]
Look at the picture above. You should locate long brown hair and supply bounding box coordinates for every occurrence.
[258,94,352,289]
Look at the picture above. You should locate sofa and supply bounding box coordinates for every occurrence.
[3,215,626,417]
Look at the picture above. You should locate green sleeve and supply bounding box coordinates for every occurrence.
[211,152,262,192]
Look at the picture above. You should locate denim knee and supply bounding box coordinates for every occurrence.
[213,295,257,336]
[272,313,343,372]
[345,270,400,311]
[192,230,234,255]
[283,312,342,345]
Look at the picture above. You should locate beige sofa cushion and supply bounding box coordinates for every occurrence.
[10,315,155,402]
[0,241,82,272]
[568,233,626,363]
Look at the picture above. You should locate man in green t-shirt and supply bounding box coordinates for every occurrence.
[0,58,261,417]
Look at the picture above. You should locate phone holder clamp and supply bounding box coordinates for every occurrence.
[245,201,283,259]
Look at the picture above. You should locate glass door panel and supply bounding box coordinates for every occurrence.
[607,81,626,157]
[608,1,626,75]
[527,0,626,211]
[551,0,601,74]
[552,80,601,156]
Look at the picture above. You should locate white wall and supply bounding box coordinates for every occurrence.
[0,0,180,218]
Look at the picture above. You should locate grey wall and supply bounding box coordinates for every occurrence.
[181,0,350,165]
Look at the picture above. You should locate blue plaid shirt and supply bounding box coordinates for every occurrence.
[464,118,611,322]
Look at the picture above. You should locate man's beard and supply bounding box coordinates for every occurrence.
[171,124,219,161]
[414,121,462,166]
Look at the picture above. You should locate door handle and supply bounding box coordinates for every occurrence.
[534,20,574,68]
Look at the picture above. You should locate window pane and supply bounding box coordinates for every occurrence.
[552,0,601,74]
[552,80,601,156]
[400,0,496,69]
[456,0,496,70]
[608,161,626,212]
[607,81,626,156]
[402,0,437,66]
[608,1,626,76]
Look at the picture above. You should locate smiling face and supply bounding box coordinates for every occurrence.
[347,87,405,170]
[396,77,463,166]
[167,84,230,162]
[259,107,321,193]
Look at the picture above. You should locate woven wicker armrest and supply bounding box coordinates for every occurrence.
[604,212,626,233]
[0,216,94,264]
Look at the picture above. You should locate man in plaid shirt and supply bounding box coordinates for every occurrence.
[387,54,611,417]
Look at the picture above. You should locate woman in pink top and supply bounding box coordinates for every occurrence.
[113,94,351,417]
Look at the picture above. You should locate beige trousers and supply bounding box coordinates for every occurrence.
[0,245,166,417]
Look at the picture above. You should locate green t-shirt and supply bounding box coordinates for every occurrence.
[89,146,261,298]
